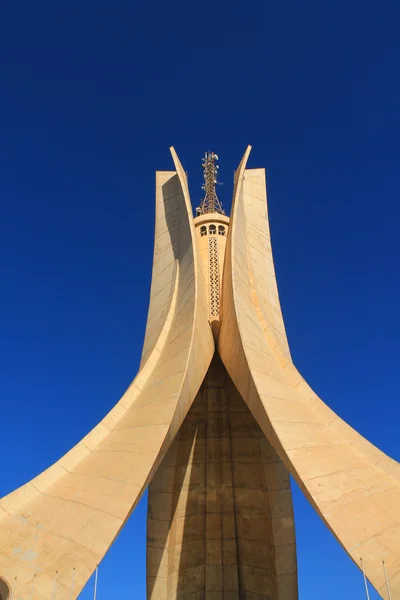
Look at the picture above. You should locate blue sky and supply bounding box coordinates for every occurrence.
[0,1,399,598]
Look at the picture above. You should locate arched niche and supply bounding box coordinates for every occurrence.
[0,579,10,600]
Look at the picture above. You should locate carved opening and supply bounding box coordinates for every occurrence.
[209,224,216,235]
[200,226,207,237]
[218,225,226,236]
[208,237,220,318]
[0,579,10,600]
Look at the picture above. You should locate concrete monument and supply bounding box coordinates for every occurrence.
[0,147,399,599]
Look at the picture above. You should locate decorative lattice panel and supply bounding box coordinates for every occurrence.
[208,236,220,318]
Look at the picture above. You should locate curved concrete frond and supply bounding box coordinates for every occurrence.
[0,149,214,600]
[219,147,400,599]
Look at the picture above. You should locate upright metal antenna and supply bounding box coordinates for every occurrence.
[93,565,99,600]
[383,560,392,600]
[29,574,36,600]
[51,571,58,600]
[360,558,371,600]
[69,568,76,600]
[11,577,17,600]
[196,151,224,215]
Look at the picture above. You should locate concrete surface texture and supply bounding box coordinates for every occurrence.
[0,146,398,599]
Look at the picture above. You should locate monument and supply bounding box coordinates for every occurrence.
[0,147,399,600]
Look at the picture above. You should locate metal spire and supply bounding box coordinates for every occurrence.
[196,151,224,215]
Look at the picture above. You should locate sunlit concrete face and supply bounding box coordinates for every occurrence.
[0,146,399,600]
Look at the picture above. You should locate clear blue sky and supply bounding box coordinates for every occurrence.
[0,2,399,599]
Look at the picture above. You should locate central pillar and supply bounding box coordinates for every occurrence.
[146,354,296,599]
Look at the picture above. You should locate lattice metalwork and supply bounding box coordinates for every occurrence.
[196,151,225,215]
[208,236,220,317]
